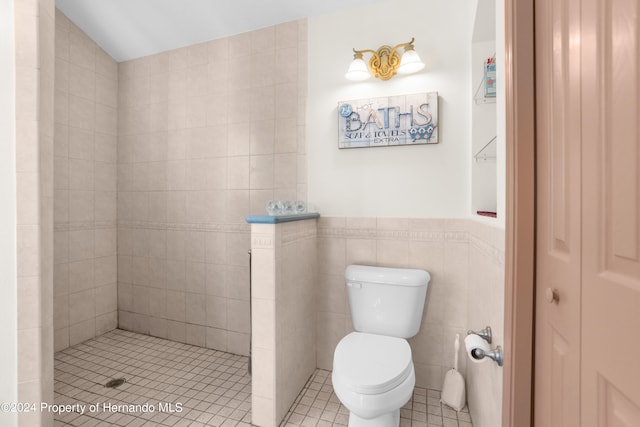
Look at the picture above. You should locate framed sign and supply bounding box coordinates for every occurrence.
[338,92,438,149]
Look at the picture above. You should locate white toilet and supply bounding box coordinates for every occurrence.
[332,265,430,427]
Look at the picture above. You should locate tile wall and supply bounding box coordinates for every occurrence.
[316,217,472,390]
[250,219,318,427]
[53,10,119,351]
[15,0,56,425]
[316,217,504,397]
[116,20,308,355]
[466,220,504,427]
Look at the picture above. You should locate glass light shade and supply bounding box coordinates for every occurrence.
[397,49,425,75]
[345,58,371,81]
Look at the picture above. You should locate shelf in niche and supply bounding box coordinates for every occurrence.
[474,54,497,104]
[474,136,497,162]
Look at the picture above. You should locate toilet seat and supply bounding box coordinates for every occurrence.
[333,332,413,395]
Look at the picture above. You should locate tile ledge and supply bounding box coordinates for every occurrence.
[245,213,320,224]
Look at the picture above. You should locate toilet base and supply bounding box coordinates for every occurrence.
[348,409,400,427]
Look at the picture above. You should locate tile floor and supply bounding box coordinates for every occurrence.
[54,330,473,427]
[54,329,251,427]
[281,370,472,427]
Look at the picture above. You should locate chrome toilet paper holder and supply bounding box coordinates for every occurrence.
[470,346,504,366]
[467,326,492,344]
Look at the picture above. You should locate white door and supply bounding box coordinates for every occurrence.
[534,0,582,425]
[580,0,640,425]
[534,0,640,425]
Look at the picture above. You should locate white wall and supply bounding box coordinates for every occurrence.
[0,0,18,422]
[307,0,476,217]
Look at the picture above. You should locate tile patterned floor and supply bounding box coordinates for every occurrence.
[54,329,251,427]
[282,370,473,427]
[54,330,472,427]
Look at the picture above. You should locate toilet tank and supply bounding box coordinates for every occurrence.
[345,265,430,339]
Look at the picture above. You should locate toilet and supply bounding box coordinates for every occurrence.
[332,265,430,427]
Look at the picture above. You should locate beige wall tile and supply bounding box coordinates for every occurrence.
[206,295,226,329]
[226,331,249,356]
[166,320,186,343]
[67,229,93,261]
[54,327,69,352]
[225,266,249,300]
[69,318,95,346]
[186,324,206,347]
[94,228,116,257]
[95,311,117,335]
[18,277,41,330]
[185,292,206,324]
[252,346,275,399]
[94,255,116,287]
[18,328,42,383]
[185,262,206,294]
[205,327,227,351]
[148,288,166,318]
[69,289,95,325]
[252,299,275,350]
[227,299,250,334]
[148,316,167,339]
[53,294,68,330]
[68,259,93,293]
[206,264,227,297]
[376,239,409,268]
[165,290,185,322]
[227,156,250,189]
[95,284,117,316]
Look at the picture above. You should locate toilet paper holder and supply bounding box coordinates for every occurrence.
[467,326,492,344]
[470,346,503,366]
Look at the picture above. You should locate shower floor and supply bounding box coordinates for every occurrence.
[54,330,472,427]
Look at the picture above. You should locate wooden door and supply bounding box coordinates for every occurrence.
[581,0,640,425]
[534,0,583,425]
[534,0,640,425]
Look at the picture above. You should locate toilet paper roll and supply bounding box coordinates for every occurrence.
[464,334,491,364]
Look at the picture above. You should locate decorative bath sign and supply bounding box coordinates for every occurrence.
[337,92,438,149]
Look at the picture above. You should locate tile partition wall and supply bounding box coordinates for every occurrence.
[15,0,56,425]
[250,219,317,427]
[466,220,505,427]
[316,217,504,399]
[116,21,308,354]
[53,11,119,352]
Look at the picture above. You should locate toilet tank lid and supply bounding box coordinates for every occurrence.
[345,265,430,287]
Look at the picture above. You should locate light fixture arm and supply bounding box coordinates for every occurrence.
[352,48,376,60]
[389,37,416,58]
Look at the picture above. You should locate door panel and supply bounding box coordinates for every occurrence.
[534,0,582,425]
[535,0,640,424]
[598,377,640,427]
[581,0,640,424]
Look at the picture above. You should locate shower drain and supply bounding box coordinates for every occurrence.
[105,378,126,388]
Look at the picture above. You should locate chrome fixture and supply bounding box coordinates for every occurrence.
[467,326,492,344]
[470,346,504,367]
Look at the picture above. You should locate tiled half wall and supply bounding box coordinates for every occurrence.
[250,219,317,427]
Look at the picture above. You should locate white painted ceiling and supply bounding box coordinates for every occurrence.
[55,0,386,62]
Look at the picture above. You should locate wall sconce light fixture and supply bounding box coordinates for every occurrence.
[345,37,425,81]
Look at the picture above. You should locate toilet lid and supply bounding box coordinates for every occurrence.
[333,332,413,395]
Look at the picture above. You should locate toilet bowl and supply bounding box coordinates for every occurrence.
[332,332,415,427]
[332,265,430,427]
